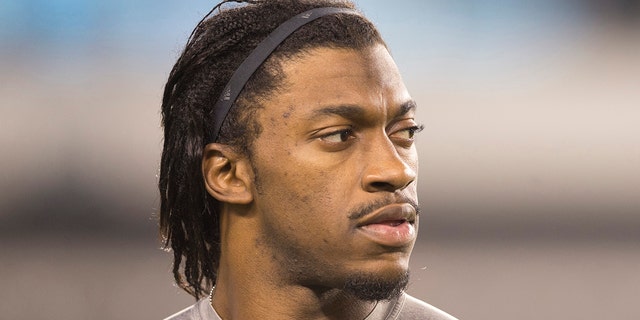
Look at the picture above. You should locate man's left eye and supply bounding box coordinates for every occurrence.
[392,125,424,140]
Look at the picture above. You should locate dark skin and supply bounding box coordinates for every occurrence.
[202,44,420,320]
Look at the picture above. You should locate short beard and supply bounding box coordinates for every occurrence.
[343,271,409,301]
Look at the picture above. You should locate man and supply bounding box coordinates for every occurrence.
[159,0,457,319]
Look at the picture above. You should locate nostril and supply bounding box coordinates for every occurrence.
[369,181,396,192]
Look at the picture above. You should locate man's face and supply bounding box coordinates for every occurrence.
[247,44,420,300]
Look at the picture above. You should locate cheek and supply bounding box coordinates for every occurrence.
[251,139,357,220]
[399,146,420,196]
[402,145,419,166]
[255,158,331,211]
[258,167,345,229]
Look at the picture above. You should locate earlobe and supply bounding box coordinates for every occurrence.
[202,143,253,204]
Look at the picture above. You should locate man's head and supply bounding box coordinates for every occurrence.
[160,0,421,301]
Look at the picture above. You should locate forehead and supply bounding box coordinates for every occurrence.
[262,44,412,120]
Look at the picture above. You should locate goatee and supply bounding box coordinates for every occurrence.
[343,271,409,301]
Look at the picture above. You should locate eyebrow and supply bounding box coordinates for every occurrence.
[394,100,418,118]
[308,100,417,121]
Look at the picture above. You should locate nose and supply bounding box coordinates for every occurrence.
[362,137,417,193]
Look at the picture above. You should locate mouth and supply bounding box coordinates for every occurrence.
[355,203,417,247]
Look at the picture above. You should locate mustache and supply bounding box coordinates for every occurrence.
[347,195,420,221]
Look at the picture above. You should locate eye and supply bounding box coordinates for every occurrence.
[389,124,424,148]
[319,128,356,144]
[392,124,424,140]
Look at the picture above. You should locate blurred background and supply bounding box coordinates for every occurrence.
[1,0,638,319]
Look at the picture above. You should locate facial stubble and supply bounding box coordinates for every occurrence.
[250,146,413,301]
[255,200,411,302]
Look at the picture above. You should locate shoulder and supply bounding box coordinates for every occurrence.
[163,304,198,320]
[395,293,458,320]
[163,298,218,320]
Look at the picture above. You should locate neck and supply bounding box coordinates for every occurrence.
[212,270,377,320]
[213,210,377,319]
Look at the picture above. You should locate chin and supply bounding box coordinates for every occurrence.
[340,253,412,300]
[342,268,410,301]
[364,250,412,274]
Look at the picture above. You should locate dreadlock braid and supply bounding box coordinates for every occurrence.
[159,0,384,299]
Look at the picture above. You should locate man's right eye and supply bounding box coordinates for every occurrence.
[319,129,355,144]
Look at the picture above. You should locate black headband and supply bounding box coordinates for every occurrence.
[207,6,360,143]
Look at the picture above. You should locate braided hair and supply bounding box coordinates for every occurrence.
[159,0,384,299]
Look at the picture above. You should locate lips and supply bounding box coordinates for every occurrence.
[355,203,417,247]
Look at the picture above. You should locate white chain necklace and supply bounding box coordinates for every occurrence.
[208,286,215,305]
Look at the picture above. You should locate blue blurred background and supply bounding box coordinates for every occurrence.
[1,0,639,319]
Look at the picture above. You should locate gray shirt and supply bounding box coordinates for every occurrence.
[164,292,457,320]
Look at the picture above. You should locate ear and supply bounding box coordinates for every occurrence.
[202,143,253,204]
